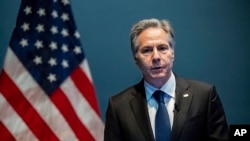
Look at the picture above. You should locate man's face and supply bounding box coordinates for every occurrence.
[135,27,174,85]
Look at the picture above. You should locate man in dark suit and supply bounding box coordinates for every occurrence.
[104,18,229,141]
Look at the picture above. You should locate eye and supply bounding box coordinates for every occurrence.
[158,45,169,51]
[141,47,152,54]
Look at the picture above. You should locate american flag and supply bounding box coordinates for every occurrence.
[0,0,104,140]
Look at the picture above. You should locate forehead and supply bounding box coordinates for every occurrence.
[137,27,169,44]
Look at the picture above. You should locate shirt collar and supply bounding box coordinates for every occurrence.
[144,71,176,101]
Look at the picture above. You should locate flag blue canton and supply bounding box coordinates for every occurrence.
[9,0,84,95]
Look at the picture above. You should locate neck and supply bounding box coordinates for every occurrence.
[144,73,171,89]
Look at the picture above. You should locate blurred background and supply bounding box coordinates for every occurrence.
[1,0,249,125]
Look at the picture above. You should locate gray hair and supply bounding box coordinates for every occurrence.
[130,18,175,57]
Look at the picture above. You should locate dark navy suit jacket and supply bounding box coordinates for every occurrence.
[104,76,229,141]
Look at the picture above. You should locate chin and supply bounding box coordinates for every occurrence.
[151,75,167,80]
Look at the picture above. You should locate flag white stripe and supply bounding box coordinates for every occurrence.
[0,93,39,141]
[80,59,93,82]
[3,48,78,141]
[61,75,104,141]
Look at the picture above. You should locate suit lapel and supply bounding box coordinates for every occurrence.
[130,81,155,141]
[171,76,193,141]
[128,77,194,141]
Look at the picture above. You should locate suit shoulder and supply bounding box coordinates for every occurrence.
[183,78,217,96]
[176,76,215,92]
[187,79,213,88]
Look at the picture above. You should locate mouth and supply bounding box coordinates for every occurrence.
[151,66,162,69]
[151,66,164,72]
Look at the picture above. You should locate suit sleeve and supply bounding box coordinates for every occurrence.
[207,86,229,141]
[104,98,122,141]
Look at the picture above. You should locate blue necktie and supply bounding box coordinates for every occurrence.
[153,90,171,141]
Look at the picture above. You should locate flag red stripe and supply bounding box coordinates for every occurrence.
[60,75,104,140]
[0,121,16,141]
[71,67,100,115]
[0,71,59,141]
[50,88,95,141]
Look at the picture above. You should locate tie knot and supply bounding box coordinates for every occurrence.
[153,90,165,103]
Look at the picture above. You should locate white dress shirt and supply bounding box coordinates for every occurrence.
[144,71,176,137]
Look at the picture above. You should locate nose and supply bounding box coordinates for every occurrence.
[152,48,160,64]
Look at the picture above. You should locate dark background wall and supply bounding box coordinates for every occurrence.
[1,0,249,125]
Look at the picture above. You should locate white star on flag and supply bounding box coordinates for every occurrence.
[61,44,69,52]
[48,57,57,67]
[23,6,32,15]
[49,41,58,50]
[33,56,42,65]
[62,0,70,6]
[61,13,69,21]
[74,46,82,54]
[51,10,58,18]
[21,23,30,32]
[37,8,46,16]
[74,31,80,38]
[34,40,44,49]
[50,26,58,34]
[61,59,69,68]
[36,24,45,33]
[20,38,28,47]
[47,73,57,82]
[61,28,69,37]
